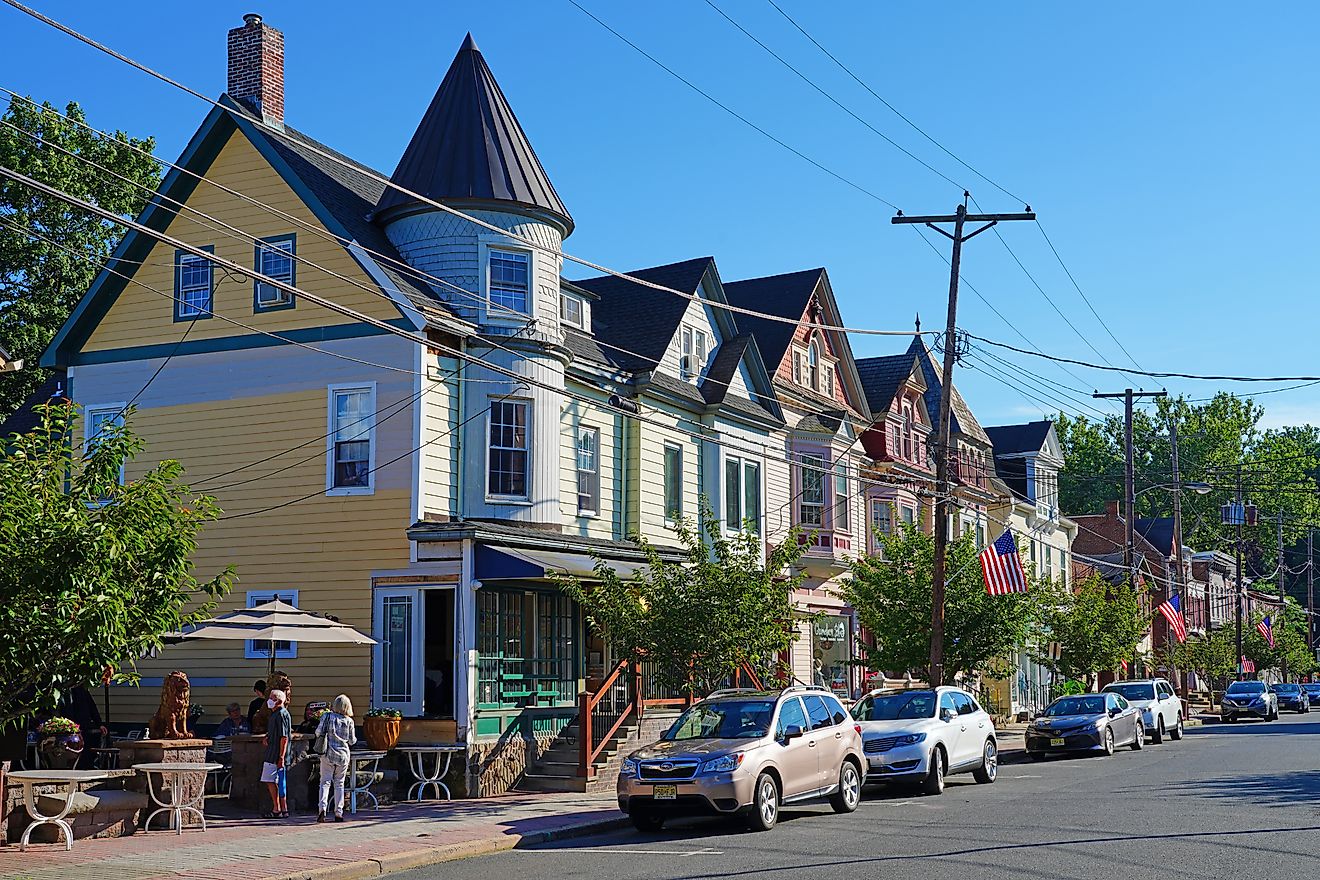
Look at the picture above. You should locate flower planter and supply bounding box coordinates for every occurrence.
[363,716,401,751]
[39,732,85,770]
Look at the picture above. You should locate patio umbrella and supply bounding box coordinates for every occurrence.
[178,600,375,676]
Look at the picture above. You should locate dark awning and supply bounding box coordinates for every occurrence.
[474,545,647,582]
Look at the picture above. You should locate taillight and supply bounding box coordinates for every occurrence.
[854,724,862,736]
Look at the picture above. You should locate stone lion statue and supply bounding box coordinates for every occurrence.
[149,670,191,739]
[250,670,293,734]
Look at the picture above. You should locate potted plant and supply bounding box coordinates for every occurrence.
[37,717,85,769]
[363,708,402,750]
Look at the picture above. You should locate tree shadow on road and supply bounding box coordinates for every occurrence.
[1186,719,1320,737]
[1166,768,1320,809]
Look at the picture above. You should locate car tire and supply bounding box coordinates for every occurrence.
[829,761,861,813]
[1100,727,1115,757]
[921,747,946,795]
[1028,751,1046,762]
[1152,718,1164,744]
[973,739,998,784]
[1222,714,1235,723]
[630,810,664,833]
[1130,724,1144,751]
[1170,715,1184,740]
[746,773,779,832]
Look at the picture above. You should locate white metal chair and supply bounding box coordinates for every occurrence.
[207,739,234,794]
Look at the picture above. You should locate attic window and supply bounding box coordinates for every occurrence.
[680,325,711,381]
[807,341,820,389]
[254,235,295,311]
[823,364,834,397]
[560,292,585,329]
[489,249,530,314]
[175,248,214,320]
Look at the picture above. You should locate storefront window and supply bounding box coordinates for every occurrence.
[813,615,851,699]
[476,588,578,710]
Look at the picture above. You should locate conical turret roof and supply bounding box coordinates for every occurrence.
[374,34,571,231]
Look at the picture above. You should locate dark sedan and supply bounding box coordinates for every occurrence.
[1273,683,1310,714]
[1026,693,1144,759]
[1304,683,1320,706]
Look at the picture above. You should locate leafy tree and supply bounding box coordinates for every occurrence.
[557,509,805,696]
[1244,600,1315,680]
[0,96,159,417]
[842,523,1037,685]
[1054,412,1123,517]
[0,403,233,730]
[1035,573,1145,684]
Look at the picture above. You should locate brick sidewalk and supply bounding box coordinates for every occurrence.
[0,793,625,880]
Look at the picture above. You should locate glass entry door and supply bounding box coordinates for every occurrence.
[374,587,422,717]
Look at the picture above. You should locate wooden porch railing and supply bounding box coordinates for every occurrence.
[579,658,638,780]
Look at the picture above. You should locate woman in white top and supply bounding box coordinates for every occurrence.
[316,694,358,822]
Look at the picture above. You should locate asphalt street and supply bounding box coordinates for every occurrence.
[400,713,1320,880]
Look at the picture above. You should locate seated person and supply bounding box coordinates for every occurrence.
[214,702,251,739]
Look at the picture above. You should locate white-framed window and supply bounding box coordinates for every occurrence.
[807,341,820,390]
[799,452,825,527]
[663,443,683,523]
[560,292,586,329]
[902,404,914,461]
[327,384,375,493]
[823,364,834,397]
[792,350,804,384]
[175,248,214,320]
[900,505,915,526]
[488,248,531,314]
[576,425,600,515]
[680,325,711,381]
[977,523,987,548]
[833,458,850,532]
[84,403,127,489]
[254,235,295,310]
[245,590,298,660]
[723,455,762,534]
[871,500,891,534]
[488,399,530,499]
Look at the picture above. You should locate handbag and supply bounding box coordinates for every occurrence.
[313,715,329,755]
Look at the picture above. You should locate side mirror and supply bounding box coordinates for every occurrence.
[782,724,803,741]
[1031,712,1043,721]
[1109,707,1121,718]
[940,708,956,723]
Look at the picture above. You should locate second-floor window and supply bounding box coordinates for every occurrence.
[85,404,126,491]
[833,460,850,531]
[175,249,214,320]
[799,453,825,526]
[488,399,530,498]
[871,500,891,535]
[723,456,761,534]
[489,249,531,314]
[576,426,600,515]
[663,443,683,522]
[254,235,295,310]
[328,385,373,491]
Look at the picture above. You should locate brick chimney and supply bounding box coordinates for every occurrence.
[1105,499,1121,518]
[227,13,284,126]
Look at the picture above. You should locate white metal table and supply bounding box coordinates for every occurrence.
[7,769,110,851]
[133,762,222,834]
[397,744,464,801]
[343,750,388,813]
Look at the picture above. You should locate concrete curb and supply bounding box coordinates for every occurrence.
[265,814,629,880]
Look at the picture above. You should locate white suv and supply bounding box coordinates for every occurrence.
[1102,678,1184,743]
[851,687,998,795]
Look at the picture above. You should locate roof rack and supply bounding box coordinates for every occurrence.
[706,688,763,699]
[780,684,831,695]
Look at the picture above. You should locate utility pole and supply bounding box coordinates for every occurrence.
[892,195,1034,686]
[1169,416,1188,691]
[1093,389,1167,592]
[1234,462,1245,678]
[1308,528,1315,653]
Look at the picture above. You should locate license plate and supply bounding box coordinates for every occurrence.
[869,757,886,770]
[653,784,677,800]
[1050,737,1065,747]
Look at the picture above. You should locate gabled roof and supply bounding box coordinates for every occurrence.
[1135,517,1176,557]
[722,268,825,370]
[0,370,65,438]
[373,34,571,232]
[985,421,1053,457]
[855,353,922,416]
[573,257,713,372]
[907,335,991,445]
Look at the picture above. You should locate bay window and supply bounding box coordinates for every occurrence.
[799,453,825,526]
[488,399,530,499]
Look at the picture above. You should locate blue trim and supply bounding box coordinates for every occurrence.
[253,232,297,313]
[173,245,215,322]
[68,317,417,365]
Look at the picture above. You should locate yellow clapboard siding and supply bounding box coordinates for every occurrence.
[83,127,406,353]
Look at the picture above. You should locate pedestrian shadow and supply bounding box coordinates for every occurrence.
[1168,769,1320,809]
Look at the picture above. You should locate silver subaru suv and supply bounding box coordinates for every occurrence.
[617,686,866,832]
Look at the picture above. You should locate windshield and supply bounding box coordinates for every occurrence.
[1305,684,1320,692]
[1227,681,1266,695]
[1104,684,1155,701]
[1045,696,1107,716]
[1273,684,1300,693]
[853,691,937,721]
[664,700,774,741]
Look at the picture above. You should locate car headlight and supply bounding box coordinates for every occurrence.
[621,758,639,778]
[897,732,927,745]
[699,753,744,774]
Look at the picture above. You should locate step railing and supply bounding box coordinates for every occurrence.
[579,658,637,780]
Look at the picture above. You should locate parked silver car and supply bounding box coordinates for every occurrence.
[1025,692,1144,759]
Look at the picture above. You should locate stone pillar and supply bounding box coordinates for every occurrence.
[117,738,210,828]
[228,733,314,813]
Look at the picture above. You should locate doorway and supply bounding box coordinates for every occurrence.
[423,589,455,718]
[373,584,456,719]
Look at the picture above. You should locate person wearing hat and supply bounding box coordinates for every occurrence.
[260,689,291,819]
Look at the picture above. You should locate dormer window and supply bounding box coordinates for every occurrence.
[488,249,530,314]
[680,325,711,381]
[901,404,913,461]
[560,292,586,329]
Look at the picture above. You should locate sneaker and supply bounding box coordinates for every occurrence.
[334,814,345,823]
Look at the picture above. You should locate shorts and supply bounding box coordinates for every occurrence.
[261,762,287,797]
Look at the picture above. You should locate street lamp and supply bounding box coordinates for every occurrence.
[1135,481,1213,497]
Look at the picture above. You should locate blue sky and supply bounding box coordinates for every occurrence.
[4,1,1317,428]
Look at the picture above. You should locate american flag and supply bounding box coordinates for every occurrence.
[1120,659,1129,674]
[980,530,1028,596]
[1158,594,1187,644]
[1257,616,1275,648]
[1240,656,1256,674]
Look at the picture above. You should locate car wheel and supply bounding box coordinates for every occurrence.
[1222,714,1235,723]
[1170,714,1184,740]
[921,747,946,795]
[829,761,861,813]
[746,773,779,832]
[1130,723,1144,751]
[973,739,998,784]
[1028,751,1046,762]
[1100,727,1115,756]
[1152,718,1164,744]
[630,810,664,833]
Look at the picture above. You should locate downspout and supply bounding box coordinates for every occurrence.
[618,406,629,539]
[454,341,466,520]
